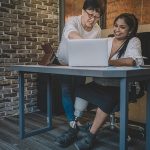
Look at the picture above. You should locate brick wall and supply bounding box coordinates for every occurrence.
[106,0,150,28]
[0,0,59,118]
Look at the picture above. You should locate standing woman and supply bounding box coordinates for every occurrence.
[74,13,143,150]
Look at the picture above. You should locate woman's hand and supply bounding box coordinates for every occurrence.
[109,58,136,66]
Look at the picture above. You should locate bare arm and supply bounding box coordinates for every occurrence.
[68,31,82,39]
[109,58,136,66]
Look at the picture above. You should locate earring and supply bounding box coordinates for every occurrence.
[128,32,131,36]
[127,32,131,37]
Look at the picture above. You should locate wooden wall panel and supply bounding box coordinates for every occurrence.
[106,0,150,28]
[65,0,83,21]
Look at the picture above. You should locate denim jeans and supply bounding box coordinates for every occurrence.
[60,75,85,122]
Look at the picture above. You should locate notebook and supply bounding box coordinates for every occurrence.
[67,38,108,67]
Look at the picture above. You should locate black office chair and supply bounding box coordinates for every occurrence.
[101,32,150,142]
[100,82,145,143]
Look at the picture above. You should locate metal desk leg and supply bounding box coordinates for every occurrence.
[146,80,150,150]
[47,75,52,128]
[119,78,128,150]
[19,73,52,139]
[19,72,25,139]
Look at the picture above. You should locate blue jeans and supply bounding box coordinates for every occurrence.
[60,75,85,122]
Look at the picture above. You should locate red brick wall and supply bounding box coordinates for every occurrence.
[106,0,150,28]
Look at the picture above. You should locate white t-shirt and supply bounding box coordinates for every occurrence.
[94,37,144,86]
[108,37,143,65]
[56,16,101,65]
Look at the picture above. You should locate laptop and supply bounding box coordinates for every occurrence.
[67,38,108,67]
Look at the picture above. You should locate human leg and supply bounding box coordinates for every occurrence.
[55,75,77,147]
[61,75,75,122]
[90,108,108,134]
[74,108,108,150]
[74,82,120,150]
[55,76,86,147]
[61,75,86,122]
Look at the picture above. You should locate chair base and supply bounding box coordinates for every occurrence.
[100,114,145,143]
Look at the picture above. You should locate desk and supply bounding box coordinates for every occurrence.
[10,65,150,150]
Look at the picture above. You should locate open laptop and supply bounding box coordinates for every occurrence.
[67,38,108,67]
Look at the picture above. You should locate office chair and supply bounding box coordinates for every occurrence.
[101,32,150,142]
[100,82,145,143]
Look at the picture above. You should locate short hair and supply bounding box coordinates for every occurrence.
[82,0,101,13]
[113,13,138,38]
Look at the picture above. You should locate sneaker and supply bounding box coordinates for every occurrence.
[78,122,92,132]
[74,132,96,150]
[55,127,78,148]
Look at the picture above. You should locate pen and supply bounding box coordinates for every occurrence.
[136,56,148,59]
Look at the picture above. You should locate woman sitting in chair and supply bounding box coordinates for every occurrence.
[74,13,144,150]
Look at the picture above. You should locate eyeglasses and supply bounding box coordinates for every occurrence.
[84,10,100,20]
